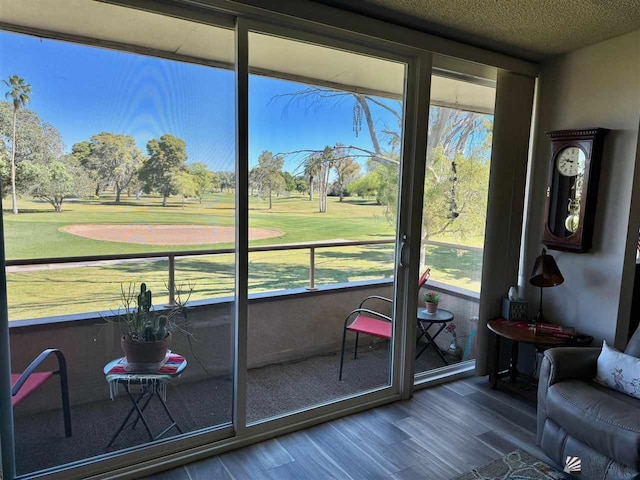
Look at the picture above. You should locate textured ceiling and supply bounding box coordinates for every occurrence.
[312,0,640,61]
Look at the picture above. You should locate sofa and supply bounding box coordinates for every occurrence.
[537,328,640,479]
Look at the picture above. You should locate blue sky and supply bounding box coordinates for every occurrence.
[0,31,401,174]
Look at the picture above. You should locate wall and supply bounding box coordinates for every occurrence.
[8,283,393,415]
[9,281,480,416]
[522,30,640,348]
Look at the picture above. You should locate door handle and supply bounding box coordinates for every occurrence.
[399,234,410,267]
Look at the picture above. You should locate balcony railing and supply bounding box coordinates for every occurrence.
[6,239,482,321]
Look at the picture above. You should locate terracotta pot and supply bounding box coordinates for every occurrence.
[121,332,171,364]
[425,302,438,314]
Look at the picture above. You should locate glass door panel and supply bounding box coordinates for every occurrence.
[415,71,496,376]
[246,30,407,423]
[1,2,236,475]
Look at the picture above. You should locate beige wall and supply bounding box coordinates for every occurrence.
[10,282,479,416]
[522,30,640,348]
[9,284,393,415]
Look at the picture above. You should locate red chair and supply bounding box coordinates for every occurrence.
[338,268,430,380]
[11,349,72,437]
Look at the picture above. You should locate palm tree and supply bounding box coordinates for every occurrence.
[303,154,322,202]
[3,75,31,214]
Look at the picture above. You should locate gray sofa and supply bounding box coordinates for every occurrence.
[537,328,640,479]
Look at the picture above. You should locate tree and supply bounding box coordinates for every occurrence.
[0,102,64,198]
[27,155,92,212]
[80,133,145,203]
[190,162,218,203]
[303,156,321,202]
[175,170,198,208]
[293,175,307,194]
[275,88,492,242]
[254,150,284,209]
[282,171,297,193]
[138,134,188,206]
[70,140,100,196]
[347,169,379,199]
[3,75,31,214]
[333,148,361,201]
[217,171,235,192]
[300,146,334,213]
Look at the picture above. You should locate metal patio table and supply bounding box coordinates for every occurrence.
[416,308,454,365]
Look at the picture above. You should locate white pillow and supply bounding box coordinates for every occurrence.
[595,340,640,400]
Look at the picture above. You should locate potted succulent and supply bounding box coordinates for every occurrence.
[115,283,188,365]
[424,291,440,314]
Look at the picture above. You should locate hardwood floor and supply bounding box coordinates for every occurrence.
[146,376,548,480]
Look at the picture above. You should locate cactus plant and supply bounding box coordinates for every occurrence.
[114,282,188,344]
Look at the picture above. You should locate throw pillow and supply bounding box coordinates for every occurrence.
[595,340,640,400]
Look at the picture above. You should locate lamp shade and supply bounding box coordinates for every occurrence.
[530,248,564,288]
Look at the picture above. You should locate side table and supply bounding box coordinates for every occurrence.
[416,308,454,364]
[104,353,187,447]
[487,318,593,389]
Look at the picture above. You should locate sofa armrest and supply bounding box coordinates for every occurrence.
[536,346,601,445]
[542,347,601,386]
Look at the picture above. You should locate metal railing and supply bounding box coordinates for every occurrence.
[6,238,482,304]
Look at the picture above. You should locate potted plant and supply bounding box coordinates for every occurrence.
[445,322,462,360]
[114,283,189,365]
[424,291,440,314]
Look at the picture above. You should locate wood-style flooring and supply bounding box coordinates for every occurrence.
[146,376,547,480]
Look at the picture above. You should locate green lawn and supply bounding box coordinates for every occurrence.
[3,193,483,320]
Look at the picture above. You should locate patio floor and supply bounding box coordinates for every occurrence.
[14,342,459,476]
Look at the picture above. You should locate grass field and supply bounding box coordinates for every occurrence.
[3,193,483,320]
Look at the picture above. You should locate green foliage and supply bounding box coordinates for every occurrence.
[301,146,334,213]
[0,102,64,194]
[75,132,145,203]
[423,147,490,240]
[216,170,235,192]
[3,75,31,111]
[175,170,198,207]
[253,150,285,209]
[26,156,93,212]
[333,150,360,201]
[3,75,32,214]
[423,291,440,304]
[138,134,188,206]
[190,162,218,202]
[282,171,296,193]
[115,282,187,343]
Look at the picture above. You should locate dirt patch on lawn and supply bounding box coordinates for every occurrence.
[61,224,282,245]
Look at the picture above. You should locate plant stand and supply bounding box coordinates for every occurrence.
[103,354,187,447]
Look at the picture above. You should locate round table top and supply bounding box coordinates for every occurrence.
[103,353,187,379]
[417,308,454,323]
[487,318,593,347]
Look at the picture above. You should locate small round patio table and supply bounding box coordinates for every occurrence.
[103,353,187,447]
[416,308,454,365]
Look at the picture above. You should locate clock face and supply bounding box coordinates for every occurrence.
[556,147,586,177]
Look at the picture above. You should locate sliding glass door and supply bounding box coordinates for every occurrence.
[414,66,497,380]
[236,20,422,428]
[0,5,428,478]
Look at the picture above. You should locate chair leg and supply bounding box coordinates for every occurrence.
[58,369,72,437]
[339,327,348,381]
[354,332,359,359]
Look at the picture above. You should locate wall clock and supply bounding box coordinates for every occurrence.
[543,128,609,252]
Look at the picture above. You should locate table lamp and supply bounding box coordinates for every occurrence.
[529,248,564,325]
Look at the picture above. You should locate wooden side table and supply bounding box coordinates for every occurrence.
[487,318,593,389]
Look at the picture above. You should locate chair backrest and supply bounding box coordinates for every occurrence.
[418,268,431,289]
[625,325,640,358]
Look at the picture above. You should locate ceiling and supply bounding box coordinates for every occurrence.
[1,0,496,112]
[312,0,640,61]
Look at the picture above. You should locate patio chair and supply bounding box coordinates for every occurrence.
[11,348,72,437]
[338,268,430,380]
